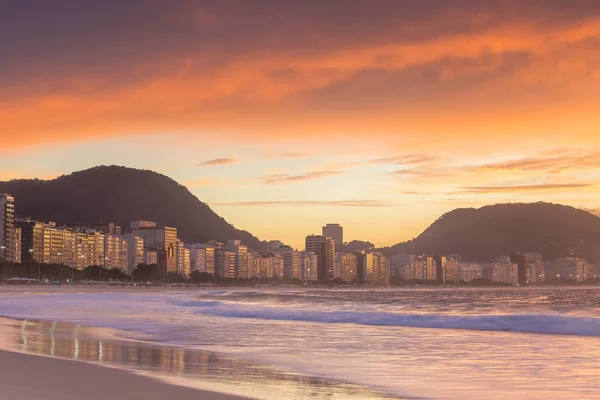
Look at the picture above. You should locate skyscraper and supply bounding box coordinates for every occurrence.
[322,224,343,246]
[0,194,16,262]
[305,235,335,281]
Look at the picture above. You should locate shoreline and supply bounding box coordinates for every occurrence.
[0,314,394,400]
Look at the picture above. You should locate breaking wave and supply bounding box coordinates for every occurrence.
[177,299,600,337]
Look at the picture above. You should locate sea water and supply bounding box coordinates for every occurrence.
[1,287,600,399]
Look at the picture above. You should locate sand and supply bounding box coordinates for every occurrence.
[0,350,249,400]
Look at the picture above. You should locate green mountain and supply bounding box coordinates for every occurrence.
[380,202,600,262]
[0,165,263,248]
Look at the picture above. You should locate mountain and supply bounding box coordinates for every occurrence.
[0,165,263,249]
[380,202,600,262]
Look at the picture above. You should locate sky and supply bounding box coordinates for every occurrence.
[1,0,600,249]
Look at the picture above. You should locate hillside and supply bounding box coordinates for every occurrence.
[0,166,263,248]
[380,202,600,262]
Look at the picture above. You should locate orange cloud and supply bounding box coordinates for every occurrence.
[197,158,237,166]
[258,171,346,185]
[1,4,600,152]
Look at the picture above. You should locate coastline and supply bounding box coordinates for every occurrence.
[0,291,395,400]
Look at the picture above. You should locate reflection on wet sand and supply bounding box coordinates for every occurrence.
[5,318,396,400]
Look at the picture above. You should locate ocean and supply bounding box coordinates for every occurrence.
[1,287,600,399]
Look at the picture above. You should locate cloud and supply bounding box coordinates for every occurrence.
[258,171,345,184]
[459,183,594,193]
[2,2,600,150]
[476,151,600,173]
[197,158,237,167]
[211,200,396,207]
[369,154,440,165]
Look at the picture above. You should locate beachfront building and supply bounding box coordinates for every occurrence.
[225,240,249,279]
[215,248,236,278]
[491,257,518,285]
[276,246,301,279]
[458,263,483,282]
[188,243,216,275]
[305,235,335,281]
[131,222,179,275]
[123,234,144,275]
[300,251,318,281]
[336,252,357,283]
[0,194,16,263]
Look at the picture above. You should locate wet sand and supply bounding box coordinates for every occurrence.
[0,350,248,400]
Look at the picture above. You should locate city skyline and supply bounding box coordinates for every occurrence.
[2,1,600,249]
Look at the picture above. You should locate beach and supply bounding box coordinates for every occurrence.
[3,285,600,399]
[0,286,391,399]
[0,350,247,400]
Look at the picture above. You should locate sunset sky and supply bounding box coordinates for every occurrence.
[1,0,600,249]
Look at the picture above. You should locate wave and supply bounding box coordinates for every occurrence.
[178,300,600,337]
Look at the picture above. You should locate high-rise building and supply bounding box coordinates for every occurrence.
[510,251,528,285]
[123,234,144,275]
[226,240,249,279]
[132,224,179,275]
[305,235,335,281]
[276,245,300,279]
[188,243,215,274]
[300,251,318,281]
[104,234,127,270]
[336,252,357,283]
[0,194,16,263]
[322,224,343,246]
[215,248,236,278]
[13,227,21,264]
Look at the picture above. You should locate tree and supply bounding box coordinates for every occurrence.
[132,263,162,281]
[190,271,213,283]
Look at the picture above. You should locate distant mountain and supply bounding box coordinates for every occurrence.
[380,202,600,262]
[0,165,263,248]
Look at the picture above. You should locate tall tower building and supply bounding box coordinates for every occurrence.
[305,235,335,281]
[0,194,16,262]
[322,224,343,246]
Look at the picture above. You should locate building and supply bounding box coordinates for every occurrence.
[215,248,236,278]
[322,224,343,246]
[13,227,21,264]
[226,240,249,279]
[458,263,483,282]
[131,223,179,275]
[491,257,518,285]
[188,243,215,275]
[123,234,144,275]
[277,246,300,279]
[104,234,127,270]
[300,251,318,281]
[0,194,16,263]
[42,222,77,266]
[336,252,357,283]
[75,230,105,269]
[267,240,283,251]
[305,235,335,281]
[144,249,158,265]
[509,251,528,285]
[443,257,459,284]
